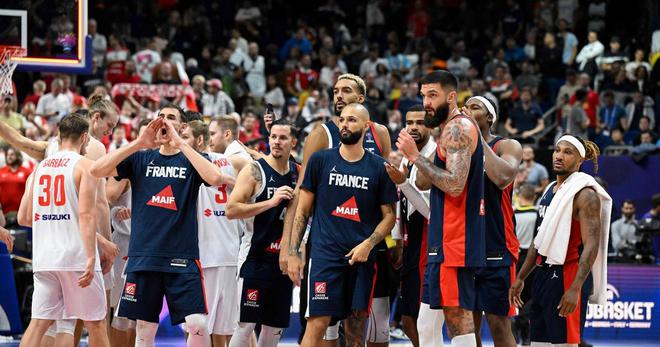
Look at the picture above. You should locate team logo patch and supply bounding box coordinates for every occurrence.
[312,282,328,301]
[204,208,212,217]
[244,289,259,308]
[147,185,178,211]
[332,196,361,222]
[124,282,136,295]
[315,282,326,294]
[34,213,40,221]
[122,282,137,302]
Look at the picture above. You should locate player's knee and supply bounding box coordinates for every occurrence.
[367,297,390,343]
[56,319,76,335]
[135,320,159,347]
[185,314,209,336]
[83,319,105,331]
[486,315,511,338]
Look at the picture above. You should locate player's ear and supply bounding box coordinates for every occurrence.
[357,93,365,103]
[447,90,458,105]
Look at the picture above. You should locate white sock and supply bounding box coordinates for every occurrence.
[530,343,552,347]
[417,303,445,347]
[135,320,158,347]
[257,325,283,347]
[228,322,257,347]
[451,333,476,347]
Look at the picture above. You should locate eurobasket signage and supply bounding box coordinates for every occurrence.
[584,265,659,340]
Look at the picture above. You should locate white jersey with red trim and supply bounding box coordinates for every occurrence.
[197,151,243,268]
[32,150,101,272]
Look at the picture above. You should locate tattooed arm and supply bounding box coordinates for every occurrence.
[225,161,273,219]
[287,188,315,286]
[558,187,601,316]
[346,203,396,265]
[404,117,477,197]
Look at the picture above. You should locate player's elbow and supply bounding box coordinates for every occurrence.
[224,202,240,220]
[89,161,106,178]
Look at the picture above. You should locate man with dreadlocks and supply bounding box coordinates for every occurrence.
[510,135,611,347]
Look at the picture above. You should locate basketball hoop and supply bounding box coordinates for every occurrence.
[0,46,27,96]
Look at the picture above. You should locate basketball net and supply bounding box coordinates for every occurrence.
[0,46,27,96]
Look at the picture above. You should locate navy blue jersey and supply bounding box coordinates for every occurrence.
[246,158,299,263]
[428,115,486,267]
[116,149,206,272]
[483,136,519,267]
[537,182,584,263]
[322,120,383,156]
[301,148,398,261]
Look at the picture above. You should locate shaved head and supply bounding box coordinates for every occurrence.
[338,103,370,145]
[340,103,370,121]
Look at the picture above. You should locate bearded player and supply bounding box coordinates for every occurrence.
[397,70,485,347]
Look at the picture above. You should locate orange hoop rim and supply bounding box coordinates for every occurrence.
[0,45,27,64]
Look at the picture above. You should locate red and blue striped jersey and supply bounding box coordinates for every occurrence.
[483,136,520,267]
[427,115,486,267]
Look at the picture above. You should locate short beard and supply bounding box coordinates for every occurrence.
[340,128,363,145]
[414,134,428,145]
[552,168,572,176]
[424,102,450,128]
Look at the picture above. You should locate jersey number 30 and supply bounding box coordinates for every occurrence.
[38,174,66,206]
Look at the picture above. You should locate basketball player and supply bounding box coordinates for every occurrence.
[510,135,609,346]
[0,94,119,345]
[397,70,485,346]
[282,74,394,347]
[384,105,443,347]
[225,119,298,347]
[90,104,235,347]
[182,120,249,347]
[16,114,110,347]
[463,96,522,347]
[287,103,397,347]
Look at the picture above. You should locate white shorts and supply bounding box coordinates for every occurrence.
[110,232,130,308]
[204,266,239,335]
[103,269,114,294]
[32,271,107,321]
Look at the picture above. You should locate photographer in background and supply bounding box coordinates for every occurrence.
[610,200,640,258]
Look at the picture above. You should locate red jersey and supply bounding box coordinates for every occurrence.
[0,165,33,213]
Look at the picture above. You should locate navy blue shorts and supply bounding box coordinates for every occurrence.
[117,268,207,325]
[399,267,424,318]
[306,257,376,320]
[421,262,476,310]
[474,264,516,316]
[238,261,293,328]
[530,261,592,344]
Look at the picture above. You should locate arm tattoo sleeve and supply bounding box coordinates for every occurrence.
[289,213,309,255]
[573,189,602,289]
[413,120,473,197]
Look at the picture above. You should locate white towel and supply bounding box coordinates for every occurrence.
[533,172,612,305]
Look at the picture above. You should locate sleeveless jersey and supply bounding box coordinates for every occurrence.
[239,158,299,265]
[321,120,384,156]
[301,148,398,261]
[537,182,583,263]
[115,149,206,272]
[111,187,132,236]
[428,115,486,267]
[32,150,101,272]
[400,160,428,274]
[197,152,243,268]
[483,136,519,267]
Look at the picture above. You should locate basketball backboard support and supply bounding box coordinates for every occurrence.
[0,0,91,74]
